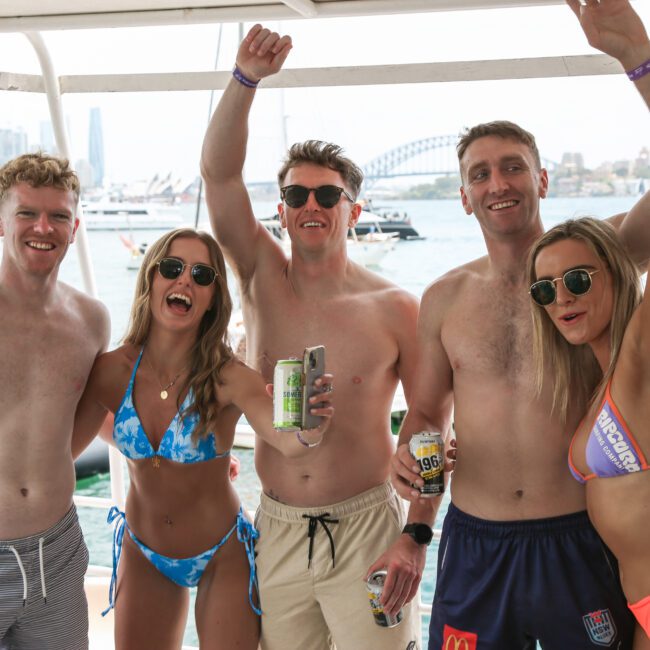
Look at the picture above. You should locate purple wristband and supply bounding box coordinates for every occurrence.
[627,58,650,82]
[296,430,323,448]
[233,65,259,88]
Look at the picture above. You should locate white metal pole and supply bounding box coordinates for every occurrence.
[22,31,98,298]
[23,31,126,509]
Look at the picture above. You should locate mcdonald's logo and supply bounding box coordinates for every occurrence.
[444,638,469,650]
[442,624,478,650]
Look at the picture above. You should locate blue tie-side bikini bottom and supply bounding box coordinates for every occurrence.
[102,505,261,616]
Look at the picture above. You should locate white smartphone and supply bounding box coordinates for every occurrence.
[302,345,326,430]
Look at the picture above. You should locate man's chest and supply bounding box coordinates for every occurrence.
[242,294,396,381]
[442,287,535,380]
[0,312,96,401]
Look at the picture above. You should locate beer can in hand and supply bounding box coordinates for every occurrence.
[273,359,303,431]
[409,431,445,497]
[367,570,403,628]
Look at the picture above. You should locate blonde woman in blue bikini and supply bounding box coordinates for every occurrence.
[73,228,333,649]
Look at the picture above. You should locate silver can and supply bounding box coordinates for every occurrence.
[366,570,403,628]
[409,431,445,497]
[273,359,303,431]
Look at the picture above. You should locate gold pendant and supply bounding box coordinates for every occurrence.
[160,390,168,400]
[152,456,160,469]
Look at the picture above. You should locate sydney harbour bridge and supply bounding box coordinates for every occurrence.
[249,135,557,190]
[361,134,558,189]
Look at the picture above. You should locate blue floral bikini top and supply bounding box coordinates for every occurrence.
[113,348,230,464]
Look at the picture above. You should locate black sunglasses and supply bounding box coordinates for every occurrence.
[280,185,355,209]
[157,257,218,286]
[529,268,600,307]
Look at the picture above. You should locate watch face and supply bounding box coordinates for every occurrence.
[413,524,433,545]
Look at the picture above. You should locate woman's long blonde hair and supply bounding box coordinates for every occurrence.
[124,228,233,441]
[527,217,641,423]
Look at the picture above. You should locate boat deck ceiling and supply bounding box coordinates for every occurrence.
[0,0,624,90]
[0,0,568,30]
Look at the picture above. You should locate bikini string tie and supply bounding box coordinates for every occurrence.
[102,506,126,616]
[236,509,262,616]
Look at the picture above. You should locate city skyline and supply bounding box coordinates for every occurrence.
[2,116,647,192]
[1,3,650,184]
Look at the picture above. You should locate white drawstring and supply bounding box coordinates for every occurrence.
[38,537,47,603]
[6,540,47,606]
[8,546,27,606]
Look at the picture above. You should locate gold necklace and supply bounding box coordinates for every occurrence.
[144,353,185,400]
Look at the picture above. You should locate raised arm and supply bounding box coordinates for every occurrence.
[567,1,650,263]
[608,191,650,268]
[220,359,333,459]
[200,25,292,280]
[566,0,650,109]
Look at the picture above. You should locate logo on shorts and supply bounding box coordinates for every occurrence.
[406,642,418,650]
[442,625,478,650]
[582,609,617,646]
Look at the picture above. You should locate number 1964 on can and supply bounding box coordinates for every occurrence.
[273,359,303,431]
[409,431,445,497]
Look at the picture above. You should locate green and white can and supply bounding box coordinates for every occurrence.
[273,359,303,431]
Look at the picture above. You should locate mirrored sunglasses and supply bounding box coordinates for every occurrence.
[157,257,217,286]
[529,268,600,307]
[280,184,354,209]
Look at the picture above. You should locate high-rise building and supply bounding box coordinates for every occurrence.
[39,121,57,154]
[88,107,105,188]
[0,127,28,165]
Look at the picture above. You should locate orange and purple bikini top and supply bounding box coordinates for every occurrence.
[569,378,649,484]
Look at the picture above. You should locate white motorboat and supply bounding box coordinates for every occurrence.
[81,202,184,231]
[263,221,398,268]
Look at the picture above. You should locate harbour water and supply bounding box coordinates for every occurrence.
[61,195,641,647]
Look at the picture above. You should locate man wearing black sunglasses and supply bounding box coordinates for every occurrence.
[201,24,421,650]
[391,2,650,649]
[0,154,110,648]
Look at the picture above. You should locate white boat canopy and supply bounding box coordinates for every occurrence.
[0,0,627,288]
[0,1,590,30]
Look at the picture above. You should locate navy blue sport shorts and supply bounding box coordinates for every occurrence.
[428,503,635,650]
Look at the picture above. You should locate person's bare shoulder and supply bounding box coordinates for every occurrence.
[87,343,140,402]
[349,262,418,309]
[214,356,262,406]
[59,282,111,350]
[420,255,488,317]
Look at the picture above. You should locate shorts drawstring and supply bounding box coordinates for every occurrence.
[8,546,27,606]
[302,513,339,569]
[6,540,47,606]
[38,537,47,603]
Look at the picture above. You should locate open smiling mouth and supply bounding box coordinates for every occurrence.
[489,200,519,211]
[166,292,192,312]
[27,241,55,250]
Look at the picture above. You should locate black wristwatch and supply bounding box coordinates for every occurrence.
[402,523,434,546]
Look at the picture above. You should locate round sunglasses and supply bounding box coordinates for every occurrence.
[529,268,600,306]
[280,184,354,209]
[156,257,218,286]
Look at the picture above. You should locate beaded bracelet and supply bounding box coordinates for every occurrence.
[627,58,650,82]
[233,65,259,88]
[296,429,323,448]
